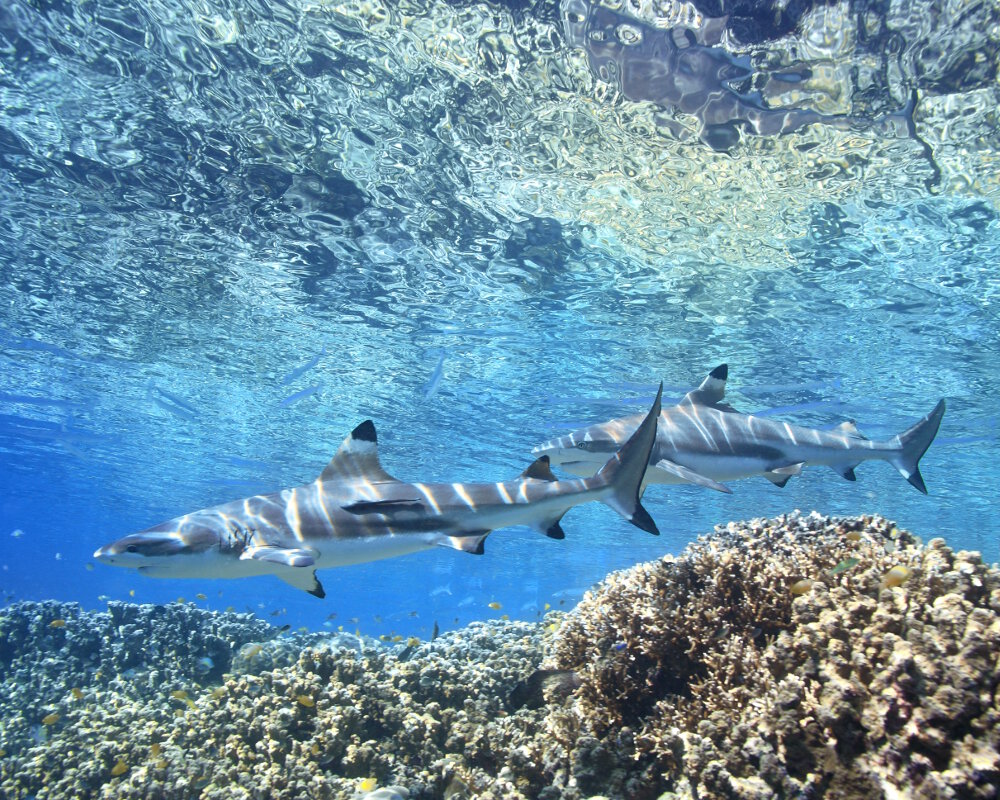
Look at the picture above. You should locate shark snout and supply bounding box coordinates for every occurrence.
[93,528,200,568]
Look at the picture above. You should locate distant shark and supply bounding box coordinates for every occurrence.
[94,386,664,598]
[532,365,945,494]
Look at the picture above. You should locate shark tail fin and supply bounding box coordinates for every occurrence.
[889,399,946,494]
[591,383,662,535]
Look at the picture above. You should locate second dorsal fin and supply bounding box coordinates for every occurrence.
[519,456,558,482]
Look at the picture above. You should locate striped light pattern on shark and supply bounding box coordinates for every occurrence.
[94,386,664,597]
[532,365,945,494]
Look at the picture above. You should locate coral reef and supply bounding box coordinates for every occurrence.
[1,513,998,799]
[547,512,1000,799]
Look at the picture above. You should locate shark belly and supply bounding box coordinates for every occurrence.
[311,533,440,568]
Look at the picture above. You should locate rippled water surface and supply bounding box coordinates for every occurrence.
[1,0,998,636]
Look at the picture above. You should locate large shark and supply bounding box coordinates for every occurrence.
[533,365,945,494]
[94,386,664,598]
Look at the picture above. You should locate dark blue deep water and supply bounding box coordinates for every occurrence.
[1,0,998,639]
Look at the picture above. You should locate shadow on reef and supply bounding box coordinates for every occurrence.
[1,513,999,799]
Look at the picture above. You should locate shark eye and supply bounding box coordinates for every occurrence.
[126,545,139,553]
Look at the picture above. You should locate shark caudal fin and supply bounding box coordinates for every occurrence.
[592,383,663,534]
[889,399,946,494]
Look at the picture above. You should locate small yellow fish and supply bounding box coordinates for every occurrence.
[543,603,551,611]
[176,597,186,604]
[500,614,509,621]
[110,759,128,777]
[310,742,320,755]
[196,593,207,600]
[882,565,911,588]
[41,712,60,725]
[241,644,263,658]
[71,688,83,700]
[129,589,135,597]
[547,623,559,633]
[211,687,227,700]
[151,742,161,758]
[789,579,814,596]
[359,778,377,792]
[844,531,862,542]
[49,619,66,628]
[406,637,420,647]
[488,602,502,610]
[296,695,315,708]
[170,690,188,701]
[391,635,402,643]
[225,605,236,612]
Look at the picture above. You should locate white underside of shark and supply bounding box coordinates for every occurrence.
[532,365,945,494]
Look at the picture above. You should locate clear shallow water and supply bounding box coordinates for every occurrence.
[0,0,997,639]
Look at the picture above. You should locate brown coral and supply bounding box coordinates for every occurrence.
[547,513,1000,799]
[2,513,998,800]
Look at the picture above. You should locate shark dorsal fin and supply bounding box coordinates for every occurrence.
[682,363,728,407]
[319,420,400,484]
[520,456,558,482]
[834,420,868,440]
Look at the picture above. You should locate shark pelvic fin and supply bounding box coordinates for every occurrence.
[520,456,558,482]
[682,363,728,407]
[763,462,804,487]
[276,568,326,598]
[436,531,490,555]
[653,458,732,494]
[528,512,567,539]
[831,463,859,481]
[321,420,400,484]
[241,545,317,567]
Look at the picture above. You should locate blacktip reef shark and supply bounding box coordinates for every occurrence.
[94,385,664,598]
[533,365,945,494]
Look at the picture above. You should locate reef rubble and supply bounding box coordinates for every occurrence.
[0,512,997,800]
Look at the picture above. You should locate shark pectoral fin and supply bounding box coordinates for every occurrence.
[341,499,424,516]
[519,456,558,482]
[241,545,317,568]
[653,459,732,494]
[831,463,859,481]
[436,531,490,555]
[276,568,326,598]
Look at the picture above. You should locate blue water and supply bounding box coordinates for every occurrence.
[1,0,998,640]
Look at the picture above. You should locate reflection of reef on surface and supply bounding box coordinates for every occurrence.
[1,513,998,799]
